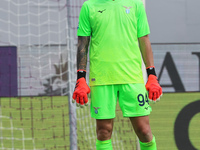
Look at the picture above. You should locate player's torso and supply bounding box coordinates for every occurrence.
[85,0,144,86]
[88,0,138,40]
[87,0,140,60]
[90,0,137,29]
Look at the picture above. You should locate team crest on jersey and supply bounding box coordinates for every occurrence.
[123,6,132,14]
[93,107,100,114]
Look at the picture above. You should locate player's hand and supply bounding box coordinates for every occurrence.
[145,74,162,103]
[72,77,90,107]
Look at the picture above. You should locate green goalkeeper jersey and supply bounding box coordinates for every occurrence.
[77,0,150,86]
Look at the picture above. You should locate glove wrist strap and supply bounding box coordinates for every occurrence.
[146,66,157,77]
[77,69,86,79]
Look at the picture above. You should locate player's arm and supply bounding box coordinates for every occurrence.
[77,36,90,70]
[72,36,90,107]
[138,35,153,67]
[138,35,162,102]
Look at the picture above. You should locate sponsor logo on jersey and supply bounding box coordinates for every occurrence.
[123,6,132,14]
[98,9,106,13]
[93,107,100,114]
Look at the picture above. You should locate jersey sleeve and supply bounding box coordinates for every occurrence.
[137,3,150,38]
[77,2,91,36]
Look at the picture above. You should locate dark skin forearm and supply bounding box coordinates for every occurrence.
[138,35,154,67]
[77,36,90,70]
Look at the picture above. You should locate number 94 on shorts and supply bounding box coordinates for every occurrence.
[90,83,152,119]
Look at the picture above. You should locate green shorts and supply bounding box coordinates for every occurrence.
[90,83,152,119]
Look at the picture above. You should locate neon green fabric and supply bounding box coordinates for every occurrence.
[96,139,113,150]
[77,0,150,86]
[90,83,151,119]
[139,135,157,150]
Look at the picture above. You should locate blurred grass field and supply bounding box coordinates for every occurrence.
[0,93,200,150]
[0,96,70,150]
[77,92,200,150]
[150,92,200,150]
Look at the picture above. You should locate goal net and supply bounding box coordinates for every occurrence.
[0,0,69,96]
[0,0,139,149]
[0,0,72,149]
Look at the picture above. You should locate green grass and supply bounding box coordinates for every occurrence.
[76,92,200,150]
[150,92,200,150]
[0,93,200,150]
[0,96,70,150]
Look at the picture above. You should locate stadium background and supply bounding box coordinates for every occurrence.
[0,0,199,149]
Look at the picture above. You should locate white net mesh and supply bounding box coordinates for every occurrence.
[0,0,73,149]
[0,0,69,97]
[0,97,70,149]
[0,106,43,150]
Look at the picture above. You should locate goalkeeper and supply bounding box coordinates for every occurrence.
[73,0,162,149]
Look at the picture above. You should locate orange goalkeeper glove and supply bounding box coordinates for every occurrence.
[72,70,90,107]
[145,66,162,102]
